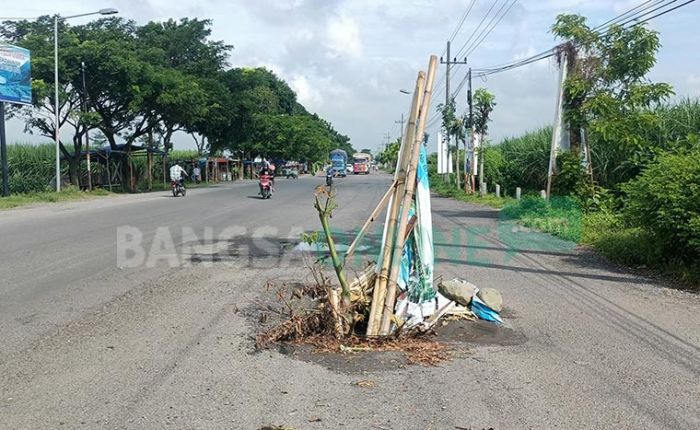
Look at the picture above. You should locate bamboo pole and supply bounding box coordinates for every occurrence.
[366,73,426,336]
[344,179,397,261]
[379,55,438,335]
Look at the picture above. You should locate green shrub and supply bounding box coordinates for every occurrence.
[622,148,700,262]
[553,151,587,196]
[482,146,504,192]
[582,212,662,266]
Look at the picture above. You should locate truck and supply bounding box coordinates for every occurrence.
[329,149,348,177]
[352,152,371,175]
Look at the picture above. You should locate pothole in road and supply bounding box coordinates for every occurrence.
[274,320,526,374]
[248,283,526,374]
[184,238,377,268]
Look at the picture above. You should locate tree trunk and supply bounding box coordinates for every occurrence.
[569,125,580,154]
[68,157,80,187]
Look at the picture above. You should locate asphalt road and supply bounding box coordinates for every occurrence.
[0,173,698,429]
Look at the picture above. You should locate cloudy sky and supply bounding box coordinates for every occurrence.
[3,0,699,153]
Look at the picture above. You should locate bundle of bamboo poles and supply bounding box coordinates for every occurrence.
[343,56,438,337]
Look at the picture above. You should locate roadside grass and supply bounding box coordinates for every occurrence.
[0,187,112,210]
[431,177,511,208]
[499,197,700,289]
[500,196,582,242]
[432,185,699,288]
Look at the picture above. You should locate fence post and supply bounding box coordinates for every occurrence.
[495,184,500,198]
[480,182,487,197]
[540,190,546,199]
[516,187,521,200]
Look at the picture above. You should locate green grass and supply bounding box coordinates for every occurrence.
[430,176,511,208]
[501,196,582,242]
[0,187,112,210]
[499,197,699,289]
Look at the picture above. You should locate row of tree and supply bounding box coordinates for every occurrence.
[1,17,353,186]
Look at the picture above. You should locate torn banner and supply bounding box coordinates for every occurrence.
[395,145,449,327]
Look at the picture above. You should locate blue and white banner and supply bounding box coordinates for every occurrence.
[0,44,32,105]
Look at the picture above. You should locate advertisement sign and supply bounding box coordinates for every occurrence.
[0,44,32,105]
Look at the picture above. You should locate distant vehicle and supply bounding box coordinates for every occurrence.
[352,152,372,175]
[346,163,353,173]
[329,149,348,177]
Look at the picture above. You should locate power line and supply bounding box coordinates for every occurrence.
[616,0,689,27]
[470,0,693,79]
[592,0,666,30]
[428,0,695,134]
[441,0,479,57]
[454,0,501,60]
[464,0,518,57]
[448,0,478,43]
[431,1,518,122]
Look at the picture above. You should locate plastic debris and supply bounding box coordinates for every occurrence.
[470,295,503,324]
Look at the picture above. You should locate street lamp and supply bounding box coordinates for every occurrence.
[54,8,118,192]
[399,89,411,95]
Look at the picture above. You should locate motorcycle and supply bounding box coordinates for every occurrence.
[325,169,334,187]
[171,179,186,197]
[259,174,272,199]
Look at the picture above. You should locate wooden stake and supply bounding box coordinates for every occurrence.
[366,73,426,336]
[344,179,397,261]
[379,55,438,335]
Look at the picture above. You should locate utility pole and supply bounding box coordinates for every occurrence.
[547,50,569,199]
[383,132,391,151]
[440,41,467,187]
[466,67,475,193]
[395,114,405,143]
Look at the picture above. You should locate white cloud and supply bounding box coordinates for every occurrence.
[324,14,362,59]
[290,75,324,109]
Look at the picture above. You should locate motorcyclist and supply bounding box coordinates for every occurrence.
[169,163,188,188]
[325,166,335,186]
[258,163,275,193]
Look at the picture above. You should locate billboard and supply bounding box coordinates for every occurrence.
[0,44,32,105]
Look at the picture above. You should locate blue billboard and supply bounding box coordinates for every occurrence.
[0,44,32,105]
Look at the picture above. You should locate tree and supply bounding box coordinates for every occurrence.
[376,138,401,171]
[437,97,464,187]
[472,88,496,187]
[248,113,333,163]
[136,18,231,152]
[551,14,673,188]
